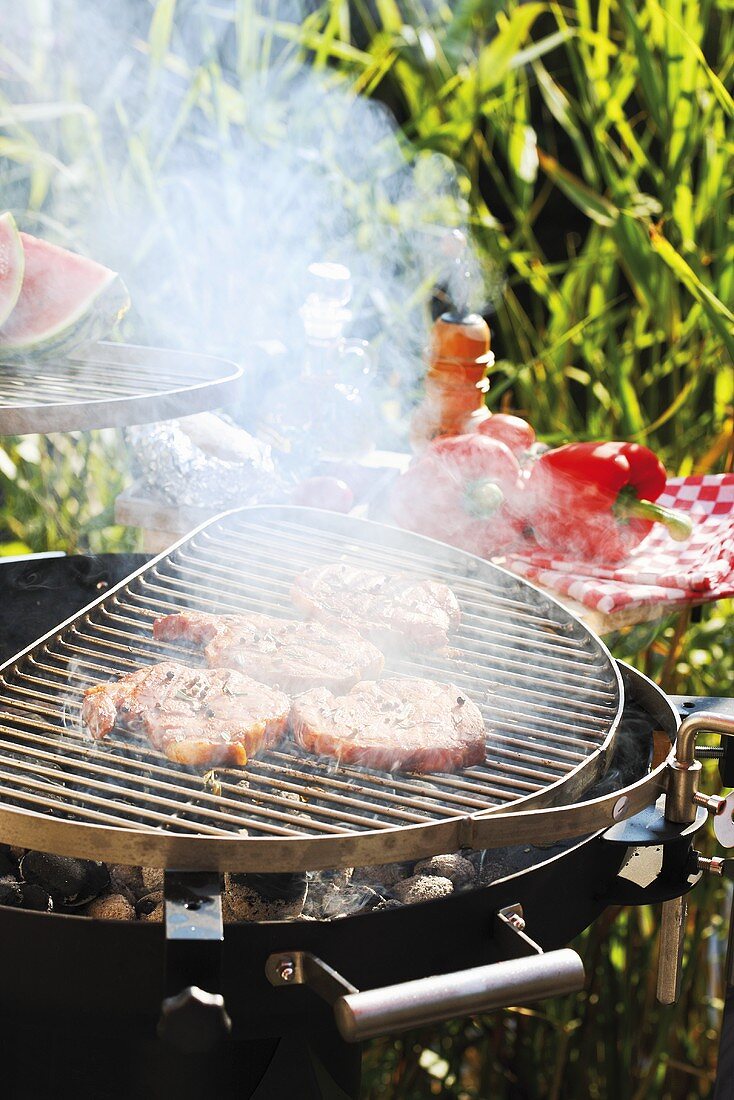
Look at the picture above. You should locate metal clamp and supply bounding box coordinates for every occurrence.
[665,712,734,825]
[658,711,734,1006]
[158,871,231,1052]
[266,905,585,1043]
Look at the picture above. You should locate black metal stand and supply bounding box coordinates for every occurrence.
[0,1018,361,1100]
[251,1035,361,1100]
[157,870,362,1099]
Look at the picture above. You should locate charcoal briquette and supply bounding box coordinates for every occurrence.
[20,851,109,905]
[18,882,53,912]
[109,864,145,900]
[136,890,163,918]
[319,883,382,919]
[141,867,165,893]
[0,846,17,877]
[372,898,402,912]
[352,862,413,888]
[414,854,475,888]
[223,874,307,922]
[0,875,22,907]
[1,876,54,911]
[139,901,164,922]
[392,875,454,905]
[227,871,308,904]
[477,855,514,886]
[85,892,136,921]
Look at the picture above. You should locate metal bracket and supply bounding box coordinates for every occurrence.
[164,869,225,947]
[158,870,231,1052]
[658,703,734,1006]
[603,799,706,848]
[265,951,357,1004]
[600,797,705,905]
[495,903,543,959]
[265,904,543,1004]
[265,904,585,1043]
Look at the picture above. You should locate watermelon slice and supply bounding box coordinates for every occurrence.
[0,232,130,360]
[0,212,25,327]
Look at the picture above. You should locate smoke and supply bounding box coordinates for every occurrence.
[0,0,491,448]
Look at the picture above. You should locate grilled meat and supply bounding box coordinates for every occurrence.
[152,609,384,693]
[82,661,289,767]
[291,678,486,773]
[290,563,461,650]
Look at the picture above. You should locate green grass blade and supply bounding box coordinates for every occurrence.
[538,151,619,227]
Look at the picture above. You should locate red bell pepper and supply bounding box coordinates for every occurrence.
[477,413,536,455]
[390,434,524,556]
[526,441,692,562]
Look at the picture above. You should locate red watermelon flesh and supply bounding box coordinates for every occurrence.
[0,212,25,327]
[0,232,127,355]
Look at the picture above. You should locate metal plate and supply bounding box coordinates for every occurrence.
[0,507,625,870]
[0,342,242,435]
[714,793,734,848]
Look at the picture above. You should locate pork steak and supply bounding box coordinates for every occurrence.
[153,610,384,693]
[82,661,289,767]
[291,678,486,773]
[291,563,461,650]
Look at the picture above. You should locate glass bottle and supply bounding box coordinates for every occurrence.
[257,262,374,471]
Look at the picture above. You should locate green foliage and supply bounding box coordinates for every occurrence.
[0,2,732,1096]
[0,432,136,555]
[362,877,730,1097]
[340,0,733,460]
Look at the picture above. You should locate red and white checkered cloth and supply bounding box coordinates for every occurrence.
[503,474,734,615]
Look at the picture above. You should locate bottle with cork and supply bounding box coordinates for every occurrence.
[257,261,374,468]
[410,231,494,451]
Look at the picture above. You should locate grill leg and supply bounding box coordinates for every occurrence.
[251,1034,361,1100]
[0,1015,361,1100]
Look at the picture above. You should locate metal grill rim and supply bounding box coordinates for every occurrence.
[0,342,242,435]
[0,507,625,869]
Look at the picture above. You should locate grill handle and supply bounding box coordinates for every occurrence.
[333,949,585,1042]
[266,910,585,1045]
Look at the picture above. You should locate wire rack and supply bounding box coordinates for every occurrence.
[0,342,242,435]
[0,508,624,869]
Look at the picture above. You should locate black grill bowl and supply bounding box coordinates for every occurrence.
[0,829,630,1100]
[0,554,678,1100]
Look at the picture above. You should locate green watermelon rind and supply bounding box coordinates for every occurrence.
[0,213,25,328]
[0,274,131,363]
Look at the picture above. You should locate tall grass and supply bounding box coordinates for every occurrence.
[338,0,733,464]
[0,2,732,1096]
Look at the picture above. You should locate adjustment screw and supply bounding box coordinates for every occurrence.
[695,746,725,760]
[506,912,526,932]
[693,792,728,815]
[696,854,725,876]
[278,958,295,983]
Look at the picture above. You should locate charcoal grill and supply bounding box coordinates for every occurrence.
[0,517,733,1100]
[0,342,242,434]
[0,506,629,869]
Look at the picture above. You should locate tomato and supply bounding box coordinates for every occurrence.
[477,413,536,454]
[291,477,354,513]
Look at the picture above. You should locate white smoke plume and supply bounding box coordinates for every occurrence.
[0,0,492,448]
